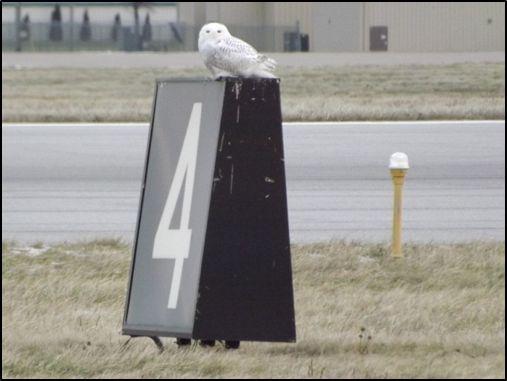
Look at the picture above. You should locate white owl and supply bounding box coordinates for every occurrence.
[198,22,277,79]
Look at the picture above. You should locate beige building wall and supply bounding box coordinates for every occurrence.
[364,2,505,52]
[264,2,312,51]
[179,2,312,51]
[177,2,505,52]
[311,2,364,52]
[264,2,312,33]
[204,3,270,51]
[204,3,264,26]
[176,2,206,50]
[181,2,313,30]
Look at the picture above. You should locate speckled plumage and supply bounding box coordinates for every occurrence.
[198,22,277,79]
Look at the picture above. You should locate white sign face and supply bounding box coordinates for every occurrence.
[153,103,202,309]
[124,81,225,337]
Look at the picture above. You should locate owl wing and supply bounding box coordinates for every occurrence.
[213,36,276,74]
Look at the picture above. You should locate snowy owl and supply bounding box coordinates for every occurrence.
[198,22,277,79]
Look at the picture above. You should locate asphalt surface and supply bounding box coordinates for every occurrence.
[2,51,505,69]
[2,121,505,244]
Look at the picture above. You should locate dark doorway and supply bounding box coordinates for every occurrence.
[300,33,309,52]
[369,26,388,51]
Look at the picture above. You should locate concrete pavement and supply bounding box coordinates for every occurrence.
[2,121,505,244]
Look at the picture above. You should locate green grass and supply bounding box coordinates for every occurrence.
[2,63,504,123]
[2,240,505,378]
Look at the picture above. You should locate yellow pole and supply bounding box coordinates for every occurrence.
[389,152,409,258]
[390,169,407,257]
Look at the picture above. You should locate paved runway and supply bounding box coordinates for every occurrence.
[2,121,505,244]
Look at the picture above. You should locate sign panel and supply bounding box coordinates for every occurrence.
[123,80,225,337]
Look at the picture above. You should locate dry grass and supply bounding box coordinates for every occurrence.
[2,63,504,122]
[2,239,505,378]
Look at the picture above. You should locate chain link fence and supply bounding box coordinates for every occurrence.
[2,21,302,52]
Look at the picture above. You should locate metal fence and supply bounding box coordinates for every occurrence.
[2,22,301,52]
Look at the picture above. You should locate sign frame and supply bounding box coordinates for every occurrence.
[122,78,296,343]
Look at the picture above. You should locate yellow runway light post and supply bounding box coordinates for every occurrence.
[389,152,409,258]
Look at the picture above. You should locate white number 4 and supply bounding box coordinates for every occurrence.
[152,102,202,309]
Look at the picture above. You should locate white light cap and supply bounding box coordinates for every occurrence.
[389,152,409,169]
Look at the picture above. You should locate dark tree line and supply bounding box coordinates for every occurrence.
[48,4,62,41]
[80,10,91,41]
[45,5,153,46]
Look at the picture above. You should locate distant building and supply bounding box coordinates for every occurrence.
[2,2,505,52]
[178,2,505,52]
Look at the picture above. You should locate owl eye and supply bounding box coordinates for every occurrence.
[206,30,210,33]
[217,30,222,33]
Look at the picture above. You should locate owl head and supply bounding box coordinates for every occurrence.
[199,22,231,42]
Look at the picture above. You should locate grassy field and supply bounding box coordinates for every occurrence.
[2,239,505,379]
[2,62,505,123]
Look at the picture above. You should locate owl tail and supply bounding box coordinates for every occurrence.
[249,54,277,78]
[265,58,277,71]
[259,55,277,72]
[254,70,277,79]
